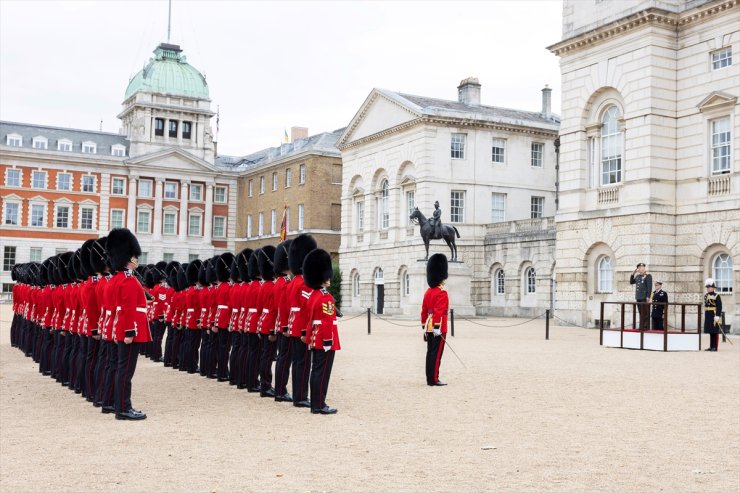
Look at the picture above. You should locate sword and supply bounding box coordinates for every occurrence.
[715,317,733,345]
[439,334,467,369]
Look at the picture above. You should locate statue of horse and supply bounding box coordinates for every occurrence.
[409,207,460,261]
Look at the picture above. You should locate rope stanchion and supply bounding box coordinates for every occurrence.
[455,313,545,328]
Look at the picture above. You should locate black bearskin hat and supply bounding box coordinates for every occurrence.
[236,248,253,283]
[165,261,180,276]
[57,251,74,284]
[107,228,141,272]
[426,253,448,288]
[39,259,51,286]
[89,237,108,274]
[258,245,276,281]
[144,268,157,289]
[206,256,219,284]
[10,264,19,282]
[69,250,83,281]
[230,257,241,283]
[80,239,96,278]
[303,249,333,290]
[216,252,235,282]
[248,249,261,280]
[187,259,203,285]
[155,261,168,277]
[274,240,292,274]
[198,259,210,286]
[288,234,317,275]
[177,263,190,289]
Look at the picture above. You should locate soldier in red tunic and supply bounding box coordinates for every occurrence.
[303,248,340,415]
[107,228,151,420]
[272,240,293,402]
[257,245,278,397]
[244,250,263,392]
[422,253,449,387]
[214,252,235,381]
[234,249,253,388]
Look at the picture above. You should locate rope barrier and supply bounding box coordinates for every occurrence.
[338,310,368,322]
[450,313,545,328]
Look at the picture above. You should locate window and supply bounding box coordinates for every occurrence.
[248,180,253,197]
[80,207,94,230]
[531,143,544,167]
[30,247,42,262]
[162,253,174,262]
[163,212,177,235]
[213,216,226,238]
[154,118,165,136]
[713,253,733,293]
[299,164,306,184]
[56,205,70,228]
[492,138,506,163]
[247,215,253,238]
[405,191,415,225]
[597,256,613,294]
[258,212,264,236]
[188,254,198,262]
[214,186,226,203]
[6,169,21,187]
[379,179,389,229]
[112,177,125,195]
[137,210,151,234]
[57,173,71,191]
[353,274,360,297]
[58,139,72,152]
[81,141,96,154]
[32,171,46,189]
[188,213,202,236]
[403,273,410,296]
[30,204,45,227]
[139,179,153,198]
[82,175,95,193]
[285,207,291,232]
[711,47,732,70]
[495,269,505,295]
[3,246,16,271]
[4,203,19,225]
[285,169,292,188]
[525,267,536,294]
[298,204,305,231]
[111,145,126,157]
[259,176,265,194]
[356,201,364,233]
[272,172,278,191]
[711,118,731,175]
[2,283,13,293]
[271,209,277,234]
[6,134,22,147]
[169,120,178,138]
[601,106,622,185]
[491,193,506,223]
[32,137,47,149]
[110,210,125,229]
[451,133,466,159]
[182,121,192,139]
[164,182,178,199]
[190,184,203,201]
[450,190,465,223]
[139,252,148,264]
[530,196,544,219]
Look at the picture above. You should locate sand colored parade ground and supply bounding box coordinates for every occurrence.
[1,304,738,492]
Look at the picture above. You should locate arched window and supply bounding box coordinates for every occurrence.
[713,253,733,293]
[404,273,410,296]
[525,267,536,294]
[600,106,622,185]
[353,273,360,297]
[495,269,505,295]
[378,179,389,229]
[597,256,613,293]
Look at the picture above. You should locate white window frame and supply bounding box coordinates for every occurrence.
[162,253,174,262]
[525,267,536,294]
[600,106,622,185]
[111,144,126,157]
[450,190,465,223]
[495,269,505,296]
[353,273,360,297]
[712,253,733,293]
[32,136,48,149]
[30,247,43,262]
[54,203,71,229]
[213,216,226,238]
[259,176,265,194]
[57,139,72,152]
[188,211,202,237]
[298,204,305,231]
[247,215,253,238]
[110,209,125,230]
[710,117,731,175]
[111,177,126,195]
[271,209,277,235]
[5,168,21,187]
[272,172,278,191]
[491,193,506,223]
[355,201,364,233]
[81,174,96,193]
[3,200,20,226]
[79,205,96,231]
[451,133,466,160]
[214,186,227,203]
[6,133,22,147]
[531,196,544,219]
[162,210,177,235]
[258,212,264,236]
[405,190,415,226]
[285,168,292,188]
[189,183,203,202]
[492,138,506,164]
[137,208,152,234]
[531,142,544,167]
[3,246,16,271]
[164,181,178,199]
[56,172,72,192]
[81,141,97,154]
[248,180,253,197]
[597,256,613,294]
[29,202,46,227]
[299,164,306,184]
[138,179,153,198]
[403,272,410,296]
[378,180,389,230]
[31,170,47,190]
[711,47,732,70]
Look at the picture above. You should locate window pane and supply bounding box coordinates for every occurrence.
[57,174,71,191]
[491,193,506,222]
[406,191,415,225]
[356,201,364,232]
[188,214,201,236]
[164,182,178,199]
[711,118,731,174]
[713,253,733,293]
[495,269,505,295]
[112,178,125,195]
[137,211,150,233]
[286,169,292,187]
[450,191,465,223]
[711,47,732,70]
[451,133,465,159]
[80,208,94,230]
[258,212,264,235]
[600,107,622,185]
[56,206,69,228]
[82,175,95,192]
[7,169,21,187]
[163,212,176,234]
[32,171,46,189]
[139,180,152,197]
[215,187,226,202]
[492,139,506,163]
[30,247,42,262]
[526,268,536,293]
[3,246,16,271]
[298,204,304,231]
[530,196,544,219]
[111,210,124,229]
[190,184,202,201]
[299,164,306,184]
[4,203,19,225]
[271,209,277,234]
[598,256,613,293]
[31,204,44,227]
[531,143,544,167]
[214,217,225,237]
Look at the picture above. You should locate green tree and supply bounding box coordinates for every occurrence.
[329,263,342,310]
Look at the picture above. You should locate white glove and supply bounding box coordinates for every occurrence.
[433,327,441,337]
[715,316,721,323]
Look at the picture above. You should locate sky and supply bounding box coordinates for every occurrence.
[0,0,564,156]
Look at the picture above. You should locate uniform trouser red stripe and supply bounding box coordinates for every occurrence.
[291,338,310,402]
[710,333,719,350]
[274,332,292,396]
[115,342,139,414]
[425,334,445,385]
[310,349,335,410]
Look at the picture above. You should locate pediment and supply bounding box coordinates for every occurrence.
[352,186,365,196]
[126,147,218,173]
[697,91,737,112]
[338,89,421,147]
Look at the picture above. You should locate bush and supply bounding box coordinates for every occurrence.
[329,263,342,310]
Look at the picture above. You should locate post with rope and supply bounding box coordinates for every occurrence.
[367,308,371,335]
[546,309,550,340]
[450,309,455,337]
[721,312,726,343]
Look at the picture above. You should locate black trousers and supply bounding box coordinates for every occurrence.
[102,341,119,407]
[39,327,53,374]
[114,342,140,414]
[291,338,311,403]
[85,338,100,398]
[273,331,292,396]
[637,299,649,330]
[259,335,277,391]
[93,341,109,404]
[199,330,210,376]
[178,328,190,371]
[425,333,445,385]
[151,320,165,361]
[236,333,249,386]
[310,349,335,411]
[172,327,184,369]
[651,314,664,331]
[245,333,260,388]
[52,331,65,380]
[33,324,43,362]
[163,322,175,366]
[216,329,231,380]
[228,332,241,383]
[75,336,87,392]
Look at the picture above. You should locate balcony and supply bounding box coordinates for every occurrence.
[708,174,731,197]
[597,187,619,205]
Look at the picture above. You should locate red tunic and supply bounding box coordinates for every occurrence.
[257,280,276,335]
[213,282,232,329]
[306,288,340,350]
[83,276,101,336]
[110,270,152,343]
[273,275,291,333]
[101,274,116,341]
[199,286,210,329]
[52,285,66,331]
[287,274,313,338]
[228,282,243,331]
[421,286,449,334]
[185,286,201,330]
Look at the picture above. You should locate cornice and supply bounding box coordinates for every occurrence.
[337,90,421,148]
[235,149,341,177]
[548,0,738,57]
[0,146,125,168]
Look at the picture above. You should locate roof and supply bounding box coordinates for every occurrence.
[124,44,209,100]
[0,120,128,156]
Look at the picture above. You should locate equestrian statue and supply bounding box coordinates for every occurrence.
[409,201,460,261]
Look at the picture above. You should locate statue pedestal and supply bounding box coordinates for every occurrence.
[408,260,475,317]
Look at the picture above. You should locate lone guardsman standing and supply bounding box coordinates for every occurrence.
[703,278,723,352]
[422,253,449,387]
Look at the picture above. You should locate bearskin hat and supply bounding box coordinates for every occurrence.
[288,234,317,275]
[216,252,235,282]
[135,265,146,281]
[177,263,190,289]
[274,240,292,274]
[230,257,241,283]
[236,248,253,283]
[144,268,157,289]
[198,259,210,286]
[10,264,19,282]
[303,249,332,290]
[165,261,180,276]
[187,259,203,285]
[106,228,141,272]
[155,261,168,277]
[39,260,50,286]
[426,253,448,288]
[80,239,96,278]
[57,251,74,285]
[148,265,163,285]
[248,249,262,280]
[257,245,275,281]
[89,237,108,274]
[206,256,219,284]
[69,250,83,282]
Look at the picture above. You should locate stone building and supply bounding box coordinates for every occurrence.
[549,0,739,328]
[337,79,560,316]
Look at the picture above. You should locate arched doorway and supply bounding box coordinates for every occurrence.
[374,268,384,314]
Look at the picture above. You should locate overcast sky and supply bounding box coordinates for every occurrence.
[0,0,563,156]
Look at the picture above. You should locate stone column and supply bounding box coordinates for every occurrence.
[153,178,164,240]
[126,176,137,230]
[179,180,189,241]
[204,183,213,244]
[177,119,183,146]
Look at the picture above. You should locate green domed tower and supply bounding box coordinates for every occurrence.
[118,43,216,163]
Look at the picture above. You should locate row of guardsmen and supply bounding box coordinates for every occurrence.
[9,229,341,419]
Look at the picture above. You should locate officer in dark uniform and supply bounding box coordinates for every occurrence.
[650,280,668,331]
[630,263,652,330]
[703,278,723,352]
[422,253,449,386]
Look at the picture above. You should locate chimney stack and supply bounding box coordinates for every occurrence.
[541,85,552,118]
[291,126,308,142]
[457,77,481,107]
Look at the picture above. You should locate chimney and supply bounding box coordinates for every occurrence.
[541,85,552,118]
[457,77,481,107]
[291,126,308,142]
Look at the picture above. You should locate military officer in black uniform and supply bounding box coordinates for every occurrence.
[650,280,668,331]
[703,278,723,352]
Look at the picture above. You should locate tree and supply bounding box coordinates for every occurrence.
[329,263,342,310]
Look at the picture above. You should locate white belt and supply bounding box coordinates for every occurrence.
[217,305,228,309]
[290,307,300,312]
[262,309,269,313]
[313,320,321,324]
[136,307,147,313]
[249,308,257,312]
[232,308,238,313]
[186,309,195,312]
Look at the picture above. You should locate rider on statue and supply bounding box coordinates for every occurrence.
[430,201,442,239]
